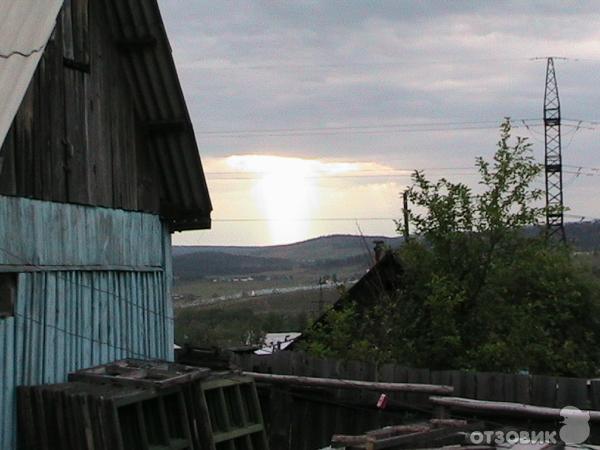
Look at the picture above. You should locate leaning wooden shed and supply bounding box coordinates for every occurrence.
[0,0,212,447]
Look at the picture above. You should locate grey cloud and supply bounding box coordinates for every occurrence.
[158,0,600,221]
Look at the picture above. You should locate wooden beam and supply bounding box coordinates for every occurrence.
[243,371,454,394]
[430,396,600,421]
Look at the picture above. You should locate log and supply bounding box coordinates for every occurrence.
[366,425,430,439]
[244,372,454,394]
[365,425,476,450]
[430,396,600,421]
[331,434,370,445]
[429,419,468,428]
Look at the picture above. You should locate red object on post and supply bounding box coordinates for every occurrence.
[377,393,389,409]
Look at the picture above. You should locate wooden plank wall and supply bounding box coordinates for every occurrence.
[0,0,160,214]
[0,195,164,268]
[0,270,173,449]
[234,351,600,450]
[0,195,174,449]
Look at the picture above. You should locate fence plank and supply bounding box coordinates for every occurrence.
[530,375,557,407]
[502,374,530,404]
[556,377,589,410]
[269,386,292,450]
[476,372,505,401]
[405,367,431,408]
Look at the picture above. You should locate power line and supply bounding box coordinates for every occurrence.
[207,165,600,181]
[197,119,544,135]
[17,312,156,361]
[207,172,481,181]
[195,121,594,139]
[565,213,600,222]
[212,217,397,223]
[211,214,600,224]
[565,163,600,172]
[0,246,174,322]
[186,55,600,72]
[0,244,173,364]
[206,166,474,175]
[197,118,593,135]
[197,124,539,138]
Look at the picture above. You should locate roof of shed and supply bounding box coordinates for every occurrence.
[0,0,63,151]
[296,252,404,346]
[0,0,212,231]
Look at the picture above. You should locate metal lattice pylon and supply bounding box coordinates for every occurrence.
[544,57,566,242]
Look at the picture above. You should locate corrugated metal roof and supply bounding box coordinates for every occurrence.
[0,0,64,152]
[103,0,212,231]
[0,0,212,231]
[255,332,302,355]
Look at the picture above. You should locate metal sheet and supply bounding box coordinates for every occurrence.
[0,0,64,152]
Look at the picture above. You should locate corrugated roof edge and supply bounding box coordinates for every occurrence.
[146,0,212,230]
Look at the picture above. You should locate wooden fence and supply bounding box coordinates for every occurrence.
[232,351,600,449]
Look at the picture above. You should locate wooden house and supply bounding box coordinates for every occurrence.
[296,251,404,348]
[0,0,212,447]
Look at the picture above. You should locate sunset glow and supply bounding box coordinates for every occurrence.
[228,155,359,243]
[187,154,402,244]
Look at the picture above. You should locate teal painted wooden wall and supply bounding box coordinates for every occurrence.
[0,195,174,449]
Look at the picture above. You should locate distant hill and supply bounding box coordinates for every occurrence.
[173,234,402,262]
[172,234,400,279]
[172,223,600,280]
[565,221,600,251]
[173,251,295,280]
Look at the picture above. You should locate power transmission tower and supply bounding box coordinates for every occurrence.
[543,57,566,242]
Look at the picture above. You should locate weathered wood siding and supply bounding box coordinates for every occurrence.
[0,195,174,449]
[0,0,160,213]
[0,195,163,268]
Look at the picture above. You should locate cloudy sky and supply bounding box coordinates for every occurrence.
[157,1,600,246]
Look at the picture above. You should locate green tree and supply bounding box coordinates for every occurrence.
[303,120,600,376]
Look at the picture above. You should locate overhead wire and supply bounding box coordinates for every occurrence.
[197,118,544,135]
[212,217,397,223]
[195,120,595,139]
[187,55,600,71]
[0,246,173,322]
[0,244,173,360]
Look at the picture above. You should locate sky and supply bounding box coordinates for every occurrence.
[157,0,600,246]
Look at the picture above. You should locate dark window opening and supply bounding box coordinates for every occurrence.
[0,273,16,319]
[62,0,90,72]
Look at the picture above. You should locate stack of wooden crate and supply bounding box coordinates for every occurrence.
[17,359,269,450]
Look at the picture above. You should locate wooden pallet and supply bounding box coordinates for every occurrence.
[70,360,268,449]
[198,375,269,450]
[68,358,211,389]
[18,382,194,450]
[18,360,268,450]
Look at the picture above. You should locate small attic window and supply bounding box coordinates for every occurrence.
[62,0,90,71]
[0,273,16,319]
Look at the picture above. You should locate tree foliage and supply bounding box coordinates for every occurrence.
[303,120,600,376]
